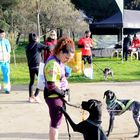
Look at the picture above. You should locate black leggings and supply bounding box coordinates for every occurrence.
[29,68,40,97]
[82,55,92,64]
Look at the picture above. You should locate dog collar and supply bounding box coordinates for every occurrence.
[106,96,116,107]
[86,119,108,139]
[86,119,101,127]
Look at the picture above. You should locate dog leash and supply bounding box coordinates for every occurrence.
[62,99,80,140]
[65,101,81,108]
[62,99,83,140]
[93,62,104,72]
[64,114,71,140]
[82,110,85,121]
[63,103,71,140]
[64,99,86,121]
[64,100,86,122]
[93,62,112,73]
[61,97,81,109]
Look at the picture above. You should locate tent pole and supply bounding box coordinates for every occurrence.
[121,0,124,64]
[121,27,124,63]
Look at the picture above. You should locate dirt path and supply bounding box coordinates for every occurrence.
[0,82,140,140]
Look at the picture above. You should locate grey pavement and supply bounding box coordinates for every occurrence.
[0,82,140,140]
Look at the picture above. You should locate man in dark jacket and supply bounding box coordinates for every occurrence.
[123,34,131,61]
[26,33,47,103]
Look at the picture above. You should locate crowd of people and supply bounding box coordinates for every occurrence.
[0,28,104,140]
[0,29,75,140]
[1,27,140,140]
[2,29,140,139]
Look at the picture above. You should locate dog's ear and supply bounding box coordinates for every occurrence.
[103,91,108,99]
[88,99,102,110]
[89,102,97,109]
[103,90,111,99]
[82,100,102,111]
[103,93,106,99]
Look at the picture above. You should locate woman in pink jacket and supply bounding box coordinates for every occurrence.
[44,30,57,62]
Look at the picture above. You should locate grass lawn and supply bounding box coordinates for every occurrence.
[3,44,140,85]
[69,57,140,83]
[8,57,140,85]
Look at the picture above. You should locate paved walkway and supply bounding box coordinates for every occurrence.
[0,82,140,140]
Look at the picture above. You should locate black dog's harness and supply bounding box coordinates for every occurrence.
[107,97,134,115]
[86,119,108,140]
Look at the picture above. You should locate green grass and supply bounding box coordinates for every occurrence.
[10,43,28,63]
[4,43,140,85]
[10,63,29,85]
[8,57,140,85]
[69,57,140,82]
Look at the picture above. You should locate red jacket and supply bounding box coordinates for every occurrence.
[44,39,57,62]
[78,37,93,56]
[131,38,140,48]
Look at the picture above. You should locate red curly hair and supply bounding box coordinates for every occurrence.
[53,36,75,56]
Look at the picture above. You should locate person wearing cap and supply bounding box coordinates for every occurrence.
[26,33,47,103]
[78,30,94,68]
[44,36,75,140]
[44,30,57,62]
[0,29,11,93]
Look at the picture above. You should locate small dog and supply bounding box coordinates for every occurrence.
[59,99,108,140]
[104,90,140,137]
[103,68,114,80]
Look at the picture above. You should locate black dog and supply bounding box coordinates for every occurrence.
[59,99,108,140]
[103,68,114,80]
[104,90,140,137]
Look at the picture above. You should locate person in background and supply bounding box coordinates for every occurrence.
[26,33,47,103]
[0,29,11,93]
[44,36,75,140]
[78,30,94,68]
[123,34,131,61]
[44,30,57,62]
[131,34,140,49]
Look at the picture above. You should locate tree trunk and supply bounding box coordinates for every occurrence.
[41,27,46,42]
[72,31,75,41]
[12,49,16,66]
[57,28,63,39]
[16,32,21,45]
